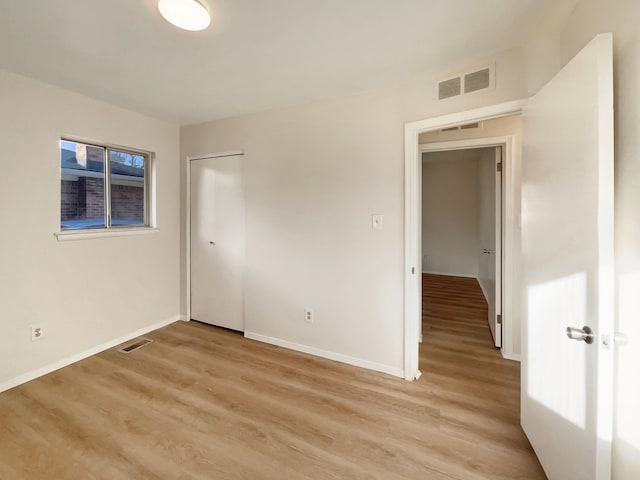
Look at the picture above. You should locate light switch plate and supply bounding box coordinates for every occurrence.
[372,214,383,230]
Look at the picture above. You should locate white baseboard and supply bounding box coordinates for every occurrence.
[244,331,405,379]
[422,270,478,279]
[0,315,181,394]
[501,351,521,362]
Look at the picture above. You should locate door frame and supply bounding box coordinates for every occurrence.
[420,139,507,350]
[403,99,526,380]
[185,150,244,323]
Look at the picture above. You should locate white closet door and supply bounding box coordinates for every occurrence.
[190,154,245,331]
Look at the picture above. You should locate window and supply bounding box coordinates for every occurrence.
[60,139,150,231]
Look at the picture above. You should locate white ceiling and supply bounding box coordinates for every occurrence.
[0,0,555,125]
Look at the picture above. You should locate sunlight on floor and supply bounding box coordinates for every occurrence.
[527,272,587,429]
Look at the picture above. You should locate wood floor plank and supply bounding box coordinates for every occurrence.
[0,273,546,479]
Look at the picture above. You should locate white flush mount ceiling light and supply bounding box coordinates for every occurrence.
[158,0,211,31]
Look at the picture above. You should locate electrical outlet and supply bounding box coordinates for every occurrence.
[31,325,44,342]
[304,308,314,323]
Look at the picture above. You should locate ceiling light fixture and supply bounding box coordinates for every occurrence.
[158,0,211,31]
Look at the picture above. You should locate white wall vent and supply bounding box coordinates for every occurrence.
[464,68,491,93]
[439,122,481,133]
[438,77,462,100]
[435,64,495,101]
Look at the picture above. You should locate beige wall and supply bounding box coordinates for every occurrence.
[180,47,528,374]
[525,1,640,477]
[421,152,481,277]
[0,70,181,389]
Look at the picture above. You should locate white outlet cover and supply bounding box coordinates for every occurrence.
[305,308,314,323]
[372,214,383,230]
[31,324,44,342]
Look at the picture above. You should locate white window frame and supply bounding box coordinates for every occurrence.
[56,138,157,241]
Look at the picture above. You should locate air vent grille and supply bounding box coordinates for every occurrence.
[440,122,481,133]
[118,337,153,354]
[464,69,491,93]
[436,64,494,101]
[438,77,461,100]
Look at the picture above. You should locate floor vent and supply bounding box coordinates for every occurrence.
[118,337,153,354]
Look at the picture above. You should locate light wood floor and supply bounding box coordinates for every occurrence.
[0,274,546,479]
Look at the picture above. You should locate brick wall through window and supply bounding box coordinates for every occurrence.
[61,178,143,222]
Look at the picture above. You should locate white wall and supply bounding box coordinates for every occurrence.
[421,152,480,277]
[0,70,181,390]
[525,1,640,477]
[180,46,528,375]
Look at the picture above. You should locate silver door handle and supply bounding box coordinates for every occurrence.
[566,325,594,344]
[209,241,216,245]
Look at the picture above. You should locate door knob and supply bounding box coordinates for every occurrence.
[483,248,492,254]
[566,325,594,344]
[209,241,216,245]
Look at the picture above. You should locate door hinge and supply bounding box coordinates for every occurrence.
[497,314,502,325]
[496,162,502,172]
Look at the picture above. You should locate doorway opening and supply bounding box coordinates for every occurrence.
[403,101,525,380]
[421,145,503,349]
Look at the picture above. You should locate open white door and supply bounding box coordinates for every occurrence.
[190,154,245,331]
[479,146,503,348]
[521,33,614,480]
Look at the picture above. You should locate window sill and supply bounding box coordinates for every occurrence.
[54,227,159,242]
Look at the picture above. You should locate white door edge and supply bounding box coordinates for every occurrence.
[495,146,503,348]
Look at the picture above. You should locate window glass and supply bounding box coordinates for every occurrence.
[60,140,149,231]
[109,150,146,226]
[60,140,106,230]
